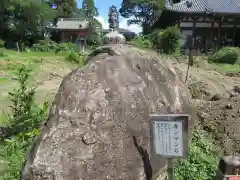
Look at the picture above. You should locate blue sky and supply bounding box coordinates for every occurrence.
[76,0,142,33]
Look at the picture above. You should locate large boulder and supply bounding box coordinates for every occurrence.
[21,44,195,180]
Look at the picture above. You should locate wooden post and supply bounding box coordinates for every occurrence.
[185,16,195,83]
[211,17,215,53]
[82,38,85,53]
[193,18,197,52]
[233,18,236,46]
[167,158,173,180]
[61,31,64,42]
[217,17,224,50]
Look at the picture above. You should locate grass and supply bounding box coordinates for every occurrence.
[208,63,240,73]
[174,55,240,73]
[0,46,84,179]
[174,125,220,180]
[0,49,77,112]
[0,47,81,178]
[0,65,48,180]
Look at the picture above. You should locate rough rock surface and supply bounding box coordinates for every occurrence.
[21,44,195,180]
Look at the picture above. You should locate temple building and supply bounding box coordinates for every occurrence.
[46,18,91,49]
[152,0,240,54]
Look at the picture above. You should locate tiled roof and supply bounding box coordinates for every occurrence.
[46,18,89,30]
[165,0,240,15]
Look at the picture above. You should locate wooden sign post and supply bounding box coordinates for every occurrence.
[150,114,190,180]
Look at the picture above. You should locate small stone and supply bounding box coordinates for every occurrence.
[234,86,240,93]
[226,104,234,109]
[230,92,238,98]
[198,112,208,119]
[211,93,223,101]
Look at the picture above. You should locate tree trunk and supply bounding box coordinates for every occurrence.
[142,23,150,35]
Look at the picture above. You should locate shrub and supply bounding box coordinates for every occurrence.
[0,39,5,48]
[158,26,182,54]
[174,126,219,180]
[129,36,152,49]
[148,29,161,49]
[208,47,240,64]
[31,39,57,52]
[78,55,85,67]
[55,42,80,54]
[87,33,103,47]
[0,65,48,179]
[0,48,6,57]
[65,50,85,64]
[7,66,47,134]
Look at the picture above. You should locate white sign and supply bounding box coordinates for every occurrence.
[150,114,189,158]
[153,121,183,157]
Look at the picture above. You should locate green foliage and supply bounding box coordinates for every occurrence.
[32,40,81,54]
[87,32,103,47]
[129,36,152,49]
[50,0,77,18]
[65,50,85,65]
[0,40,5,48]
[174,126,219,180]
[7,66,47,134]
[55,42,80,53]
[208,47,240,64]
[147,29,161,49]
[119,0,164,34]
[1,0,56,41]
[108,5,119,30]
[158,26,182,54]
[0,48,6,57]
[0,65,48,179]
[31,39,57,52]
[82,0,98,18]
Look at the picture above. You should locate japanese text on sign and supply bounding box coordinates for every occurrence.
[153,121,183,157]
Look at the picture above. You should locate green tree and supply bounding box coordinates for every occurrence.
[82,0,101,46]
[50,0,77,18]
[82,0,98,19]
[108,5,119,30]
[73,8,84,18]
[119,0,164,34]
[2,0,56,42]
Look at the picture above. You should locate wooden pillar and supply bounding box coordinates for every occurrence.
[177,18,181,28]
[233,18,236,46]
[211,17,215,53]
[192,16,197,53]
[184,16,196,83]
[217,17,224,50]
[61,31,65,42]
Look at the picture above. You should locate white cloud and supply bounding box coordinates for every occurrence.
[95,16,142,34]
